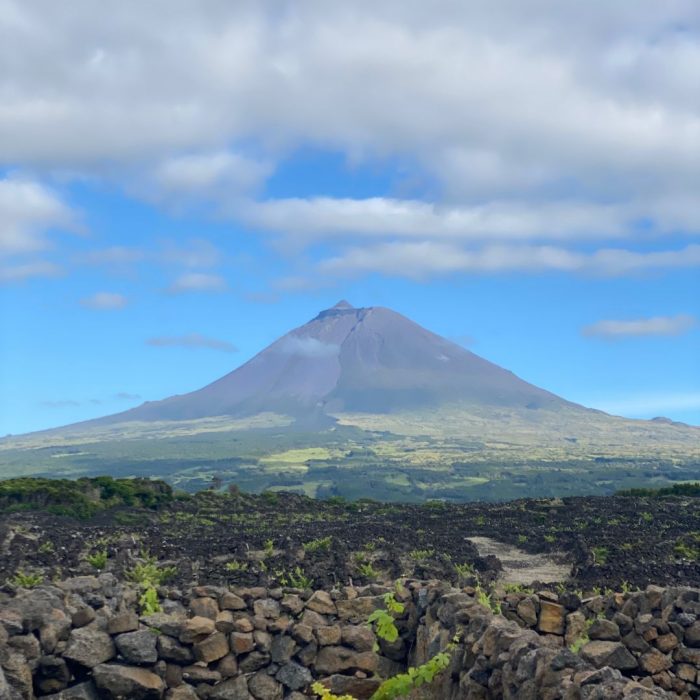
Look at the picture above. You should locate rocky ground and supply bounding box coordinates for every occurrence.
[1,489,698,594]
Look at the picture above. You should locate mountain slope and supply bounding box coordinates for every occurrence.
[89,301,578,425]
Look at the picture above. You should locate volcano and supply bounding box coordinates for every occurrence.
[90,301,576,425]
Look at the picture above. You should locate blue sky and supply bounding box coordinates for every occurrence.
[1,1,699,434]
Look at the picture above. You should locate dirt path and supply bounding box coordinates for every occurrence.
[468,536,570,585]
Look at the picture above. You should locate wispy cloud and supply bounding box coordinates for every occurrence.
[40,399,81,409]
[0,175,78,257]
[114,392,141,400]
[146,333,238,353]
[317,242,700,279]
[80,292,128,310]
[276,336,340,359]
[166,272,228,294]
[0,261,63,283]
[582,314,697,339]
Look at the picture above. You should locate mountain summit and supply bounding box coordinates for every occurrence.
[94,301,574,425]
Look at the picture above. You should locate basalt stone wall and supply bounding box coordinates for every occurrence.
[0,575,698,700]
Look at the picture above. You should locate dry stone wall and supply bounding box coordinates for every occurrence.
[0,575,698,699]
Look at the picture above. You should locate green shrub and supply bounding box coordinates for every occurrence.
[10,570,43,588]
[86,549,108,571]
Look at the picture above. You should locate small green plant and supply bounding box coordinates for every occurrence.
[86,549,108,571]
[311,681,355,700]
[640,512,653,523]
[475,515,486,526]
[10,570,43,588]
[475,584,501,615]
[38,541,55,554]
[304,536,332,553]
[544,534,556,543]
[225,560,249,573]
[454,562,475,579]
[569,618,594,654]
[591,546,609,565]
[263,539,274,555]
[139,586,161,615]
[371,649,452,700]
[367,591,405,647]
[275,566,314,590]
[357,562,378,580]
[409,548,434,561]
[126,553,176,586]
[517,534,528,544]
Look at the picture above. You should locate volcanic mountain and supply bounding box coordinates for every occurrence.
[91,301,576,426]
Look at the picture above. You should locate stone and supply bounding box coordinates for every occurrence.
[9,633,40,659]
[208,675,253,700]
[230,631,255,654]
[115,630,159,664]
[639,649,672,674]
[318,675,382,700]
[270,634,297,663]
[292,623,314,644]
[158,634,194,664]
[336,596,384,622]
[40,609,71,653]
[182,665,222,683]
[315,646,378,674]
[316,624,342,646]
[342,624,376,652]
[215,610,236,633]
[253,629,272,652]
[108,611,140,634]
[166,687,199,700]
[580,641,637,671]
[275,661,313,691]
[194,632,230,663]
[63,627,116,668]
[565,611,588,648]
[654,632,679,652]
[164,663,182,688]
[190,597,219,620]
[36,655,71,694]
[297,640,318,666]
[238,650,270,673]
[517,597,539,627]
[538,601,565,635]
[2,651,33,699]
[71,607,96,628]
[0,608,24,635]
[306,590,337,615]
[588,619,621,641]
[253,598,280,619]
[93,663,165,699]
[248,671,284,700]
[281,594,304,615]
[179,616,215,643]
[141,613,186,638]
[40,680,100,699]
[219,592,247,611]
[685,621,700,647]
[217,653,239,678]
[300,609,328,629]
[233,617,254,633]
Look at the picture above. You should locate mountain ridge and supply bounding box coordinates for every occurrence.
[76,300,585,429]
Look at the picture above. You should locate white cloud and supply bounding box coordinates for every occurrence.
[146,333,237,353]
[0,260,62,283]
[80,292,128,310]
[0,175,77,256]
[317,242,700,279]
[166,272,228,294]
[276,336,340,359]
[582,314,698,339]
[1,1,700,281]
